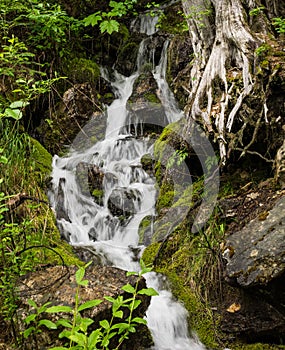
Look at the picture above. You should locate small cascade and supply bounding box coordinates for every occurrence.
[50,10,205,350]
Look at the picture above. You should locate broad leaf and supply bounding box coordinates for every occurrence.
[121,283,135,294]
[99,319,109,329]
[138,288,159,296]
[4,108,22,120]
[46,305,72,313]
[83,13,102,27]
[100,20,120,34]
[38,319,57,329]
[78,299,102,312]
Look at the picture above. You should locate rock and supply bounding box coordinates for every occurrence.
[17,265,153,350]
[224,195,285,287]
[107,187,141,220]
[76,162,105,205]
[221,194,285,342]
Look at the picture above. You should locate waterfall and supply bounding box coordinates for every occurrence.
[50,12,206,350]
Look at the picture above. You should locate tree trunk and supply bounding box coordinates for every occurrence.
[182,0,285,165]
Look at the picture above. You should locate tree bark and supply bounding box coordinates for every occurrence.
[182,0,285,165]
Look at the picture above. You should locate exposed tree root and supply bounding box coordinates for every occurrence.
[181,0,284,165]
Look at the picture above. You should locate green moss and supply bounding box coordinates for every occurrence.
[30,137,52,174]
[138,216,152,244]
[144,92,160,104]
[63,57,100,84]
[92,189,104,198]
[142,242,161,266]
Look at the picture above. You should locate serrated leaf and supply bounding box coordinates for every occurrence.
[46,305,72,313]
[100,20,120,34]
[78,299,102,312]
[138,288,159,296]
[38,319,57,329]
[83,13,102,27]
[121,283,135,294]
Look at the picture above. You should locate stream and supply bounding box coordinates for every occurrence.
[50,12,206,350]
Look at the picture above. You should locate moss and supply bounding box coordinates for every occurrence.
[138,216,152,244]
[144,92,160,104]
[142,242,161,266]
[63,57,100,84]
[92,189,104,198]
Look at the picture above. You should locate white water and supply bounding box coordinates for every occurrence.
[50,14,205,350]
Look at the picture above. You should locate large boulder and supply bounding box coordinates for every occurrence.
[220,193,285,342]
[224,195,285,287]
[17,265,153,350]
[107,187,141,220]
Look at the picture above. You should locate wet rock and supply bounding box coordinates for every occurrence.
[36,83,110,154]
[107,187,141,219]
[141,153,155,174]
[224,195,285,287]
[55,178,70,222]
[17,265,152,350]
[76,162,105,205]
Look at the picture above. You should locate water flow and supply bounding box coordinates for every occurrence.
[50,13,205,350]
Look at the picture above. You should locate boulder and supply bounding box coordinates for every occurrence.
[76,162,105,205]
[17,265,153,350]
[221,194,285,342]
[224,195,285,287]
[107,187,141,220]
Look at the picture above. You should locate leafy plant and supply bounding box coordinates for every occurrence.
[272,17,285,34]
[249,6,265,16]
[83,0,138,34]
[23,260,158,350]
[167,148,188,169]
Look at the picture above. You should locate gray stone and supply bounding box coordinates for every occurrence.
[225,196,285,287]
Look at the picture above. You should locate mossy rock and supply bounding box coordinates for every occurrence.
[63,57,100,84]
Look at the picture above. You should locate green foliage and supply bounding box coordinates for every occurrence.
[0,36,64,121]
[23,260,158,350]
[272,17,285,34]
[249,6,265,16]
[83,0,138,35]
[167,148,188,169]
[255,43,270,57]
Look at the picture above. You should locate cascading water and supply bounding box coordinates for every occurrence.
[50,12,206,350]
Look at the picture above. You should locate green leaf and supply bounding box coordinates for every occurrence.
[131,299,141,310]
[78,317,94,332]
[4,108,22,120]
[75,266,85,284]
[27,299,37,308]
[46,305,72,313]
[83,13,102,26]
[121,283,135,294]
[113,310,123,318]
[38,319,57,329]
[9,100,29,109]
[88,329,102,347]
[48,347,68,350]
[69,333,86,346]
[23,326,35,338]
[100,20,120,34]
[126,271,138,277]
[78,299,102,312]
[132,317,147,325]
[99,319,110,329]
[138,288,159,296]
[104,295,116,303]
[24,314,37,324]
[56,319,72,328]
